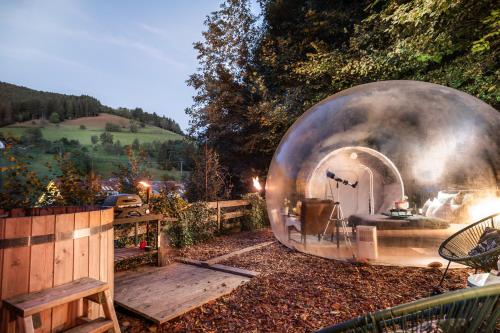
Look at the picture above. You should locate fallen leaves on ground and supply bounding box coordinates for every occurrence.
[117,229,470,333]
[177,228,275,261]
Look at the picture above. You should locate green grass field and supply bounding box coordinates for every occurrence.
[18,147,184,179]
[0,123,183,145]
[0,117,186,180]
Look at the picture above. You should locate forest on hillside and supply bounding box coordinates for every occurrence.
[0,81,183,134]
[187,0,499,194]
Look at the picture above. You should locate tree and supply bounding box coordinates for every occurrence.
[130,122,138,133]
[0,144,47,209]
[105,122,121,132]
[99,132,113,145]
[293,0,499,106]
[54,153,99,205]
[49,112,60,123]
[186,0,258,192]
[186,146,232,201]
[132,138,140,150]
[91,135,99,145]
[21,127,43,144]
[79,124,86,130]
[185,0,499,195]
[114,147,151,194]
[113,140,123,155]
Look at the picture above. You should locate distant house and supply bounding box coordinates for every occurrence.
[150,180,185,197]
[99,178,185,197]
[100,178,120,196]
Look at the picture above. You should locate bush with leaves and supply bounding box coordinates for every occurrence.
[104,122,121,132]
[21,127,43,145]
[151,190,217,248]
[241,193,269,231]
[99,131,113,145]
[51,153,100,206]
[114,147,151,194]
[49,112,60,124]
[0,144,48,209]
[130,122,139,133]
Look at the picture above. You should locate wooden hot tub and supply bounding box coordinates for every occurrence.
[0,206,114,332]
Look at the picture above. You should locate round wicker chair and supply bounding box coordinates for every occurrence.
[437,212,500,287]
[317,284,500,333]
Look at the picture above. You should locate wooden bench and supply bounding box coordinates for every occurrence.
[2,277,120,333]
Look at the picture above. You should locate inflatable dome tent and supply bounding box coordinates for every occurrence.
[266,81,500,267]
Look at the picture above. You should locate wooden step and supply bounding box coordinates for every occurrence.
[3,277,108,316]
[63,318,114,333]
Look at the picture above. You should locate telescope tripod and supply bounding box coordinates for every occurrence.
[322,179,353,250]
[321,201,352,249]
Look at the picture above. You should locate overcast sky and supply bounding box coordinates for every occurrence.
[0,0,254,131]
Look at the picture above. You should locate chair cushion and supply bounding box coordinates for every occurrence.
[394,318,467,333]
[468,227,500,256]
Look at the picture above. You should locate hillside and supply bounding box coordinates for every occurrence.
[1,113,183,146]
[0,81,182,134]
[0,111,187,178]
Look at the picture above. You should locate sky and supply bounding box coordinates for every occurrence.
[0,0,248,131]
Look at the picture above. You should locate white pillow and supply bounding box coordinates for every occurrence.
[426,198,444,218]
[437,191,458,203]
[463,193,475,204]
[421,198,432,216]
[431,197,453,220]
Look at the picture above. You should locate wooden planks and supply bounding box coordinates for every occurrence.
[114,248,156,263]
[52,213,75,331]
[204,241,276,264]
[0,208,115,332]
[30,215,55,332]
[114,263,251,324]
[2,216,31,332]
[175,257,259,279]
[63,318,113,333]
[4,278,108,317]
[87,210,101,320]
[206,200,249,209]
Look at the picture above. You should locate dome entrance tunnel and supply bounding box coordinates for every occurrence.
[265,81,500,267]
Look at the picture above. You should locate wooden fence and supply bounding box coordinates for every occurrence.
[113,199,251,266]
[114,199,250,240]
[206,199,250,229]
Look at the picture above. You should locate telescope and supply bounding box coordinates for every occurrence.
[326,170,358,188]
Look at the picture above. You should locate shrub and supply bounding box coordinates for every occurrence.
[132,138,140,150]
[241,193,269,231]
[99,131,113,145]
[130,122,138,133]
[49,112,60,124]
[91,135,99,145]
[21,127,43,144]
[151,191,217,248]
[105,122,121,132]
[79,124,86,130]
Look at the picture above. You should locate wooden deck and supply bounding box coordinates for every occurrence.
[205,241,276,264]
[114,247,157,263]
[114,262,255,324]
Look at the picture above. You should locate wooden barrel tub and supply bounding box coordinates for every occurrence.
[0,206,114,332]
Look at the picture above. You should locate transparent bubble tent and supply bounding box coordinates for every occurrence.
[266,80,500,267]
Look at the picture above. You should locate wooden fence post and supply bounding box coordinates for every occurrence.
[216,201,221,231]
[158,222,173,267]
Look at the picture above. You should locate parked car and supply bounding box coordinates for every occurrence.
[102,194,150,218]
